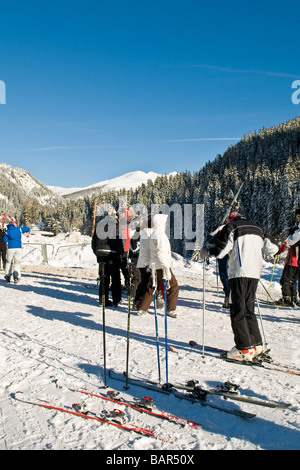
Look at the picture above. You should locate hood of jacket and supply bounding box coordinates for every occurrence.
[152,214,168,231]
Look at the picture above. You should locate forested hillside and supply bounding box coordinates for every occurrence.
[1,116,299,255]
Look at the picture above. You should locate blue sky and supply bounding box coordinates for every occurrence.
[0,0,299,187]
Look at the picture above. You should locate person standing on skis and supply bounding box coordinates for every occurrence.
[275,240,299,307]
[200,211,265,362]
[92,213,124,307]
[3,221,30,283]
[284,207,300,306]
[138,213,179,318]
[0,225,7,270]
[208,224,230,308]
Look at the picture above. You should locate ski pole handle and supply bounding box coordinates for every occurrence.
[151,263,157,288]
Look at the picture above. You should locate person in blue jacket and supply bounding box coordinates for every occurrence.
[3,223,30,283]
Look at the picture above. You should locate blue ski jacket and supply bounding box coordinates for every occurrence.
[3,224,30,249]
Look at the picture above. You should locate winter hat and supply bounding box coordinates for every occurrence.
[227,211,241,223]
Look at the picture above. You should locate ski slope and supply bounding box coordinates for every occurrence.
[0,232,299,450]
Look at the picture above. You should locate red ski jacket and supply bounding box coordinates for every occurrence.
[277,242,299,267]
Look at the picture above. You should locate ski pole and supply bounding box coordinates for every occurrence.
[216,258,219,297]
[202,258,206,358]
[255,295,268,350]
[151,263,161,384]
[99,263,107,387]
[162,267,169,385]
[259,279,275,303]
[125,261,133,389]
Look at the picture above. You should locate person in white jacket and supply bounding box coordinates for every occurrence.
[138,214,179,317]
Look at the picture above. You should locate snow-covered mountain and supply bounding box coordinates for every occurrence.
[48,171,173,200]
[0,163,63,220]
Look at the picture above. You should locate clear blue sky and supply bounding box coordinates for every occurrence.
[1,0,299,187]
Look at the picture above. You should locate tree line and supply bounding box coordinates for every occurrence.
[1,116,299,256]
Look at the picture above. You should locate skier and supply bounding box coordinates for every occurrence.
[0,225,7,270]
[3,222,30,283]
[275,241,299,307]
[208,224,230,308]
[200,211,265,361]
[283,206,300,306]
[118,208,133,290]
[91,214,124,306]
[134,215,153,314]
[127,225,141,307]
[138,214,179,318]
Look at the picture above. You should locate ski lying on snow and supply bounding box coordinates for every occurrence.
[108,370,256,419]
[11,391,171,442]
[54,381,201,429]
[189,341,300,376]
[180,380,291,409]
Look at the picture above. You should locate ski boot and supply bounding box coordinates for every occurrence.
[278,296,294,307]
[291,297,300,307]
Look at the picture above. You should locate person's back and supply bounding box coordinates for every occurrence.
[211,216,264,280]
[3,223,30,283]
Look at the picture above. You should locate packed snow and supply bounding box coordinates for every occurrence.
[1,231,299,450]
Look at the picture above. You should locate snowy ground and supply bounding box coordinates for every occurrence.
[0,232,299,450]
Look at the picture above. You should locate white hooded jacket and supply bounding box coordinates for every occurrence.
[149,214,172,271]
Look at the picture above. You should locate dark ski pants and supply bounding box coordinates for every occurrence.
[139,268,179,313]
[0,246,6,270]
[98,258,122,306]
[280,265,298,298]
[228,277,262,350]
[127,263,141,299]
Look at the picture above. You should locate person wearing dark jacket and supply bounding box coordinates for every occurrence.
[275,240,299,306]
[284,207,300,306]
[0,228,7,270]
[200,212,265,362]
[92,215,124,306]
[128,229,142,308]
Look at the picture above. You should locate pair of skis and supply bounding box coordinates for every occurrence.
[12,391,163,440]
[108,370,291,417]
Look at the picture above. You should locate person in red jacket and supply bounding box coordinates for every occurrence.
[276,240,299,307]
